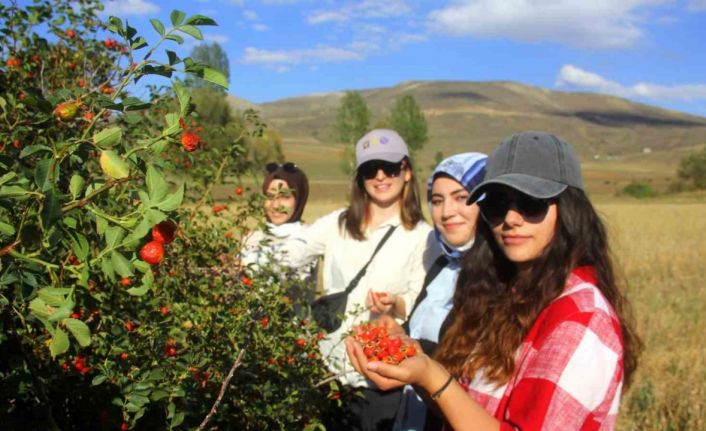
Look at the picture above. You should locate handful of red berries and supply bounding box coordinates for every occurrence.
[353,322,417,365]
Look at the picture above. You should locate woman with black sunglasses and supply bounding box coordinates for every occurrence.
[280,129,435,430]
[240,162,315,283]
[346,131,641,431]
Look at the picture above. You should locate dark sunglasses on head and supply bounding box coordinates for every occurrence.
[358,160,404,180]
[265,162,297,173]
[478,189,553,226]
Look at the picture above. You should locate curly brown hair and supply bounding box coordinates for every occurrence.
[434,187,641,389]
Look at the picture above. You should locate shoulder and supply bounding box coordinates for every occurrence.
[306,208,346,230]
[533,278,622,353]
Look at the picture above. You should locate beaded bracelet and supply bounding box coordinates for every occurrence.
[430,374,454,401]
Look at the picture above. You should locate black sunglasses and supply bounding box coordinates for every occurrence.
[265,162,297,173]
[358,160,404,180]
[478,189,553,226]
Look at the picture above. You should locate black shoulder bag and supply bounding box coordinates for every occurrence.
[311,225,397,333]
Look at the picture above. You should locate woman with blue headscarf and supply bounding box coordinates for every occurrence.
[362,152,487,430]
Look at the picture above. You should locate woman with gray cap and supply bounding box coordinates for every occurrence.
[280,129,434,430]
[346,131,641,431]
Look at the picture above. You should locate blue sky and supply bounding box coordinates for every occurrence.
[102,0,706,116]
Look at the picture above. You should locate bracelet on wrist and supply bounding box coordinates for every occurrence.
[430,374,454,401]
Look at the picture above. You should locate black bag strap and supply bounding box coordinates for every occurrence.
[344,225,398,295]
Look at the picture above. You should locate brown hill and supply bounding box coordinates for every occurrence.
[228,81,706,194]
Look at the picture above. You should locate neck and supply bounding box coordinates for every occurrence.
[366,199,401,231]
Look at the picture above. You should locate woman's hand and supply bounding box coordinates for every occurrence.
[345,336,429,391]
[375,314,406,337]
[367,290,397,314]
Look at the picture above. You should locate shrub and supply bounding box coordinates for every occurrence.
[621,182,656,199]
[0,1,334,429]
[678,147,706,189]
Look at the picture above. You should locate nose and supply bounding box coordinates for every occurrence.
[441,200,455,219]
[503,207,524,226]
[374,169,387,180]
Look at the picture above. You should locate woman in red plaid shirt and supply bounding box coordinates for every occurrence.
[347,131,641,430]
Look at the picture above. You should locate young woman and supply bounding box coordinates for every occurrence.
[240,162,314,282]
[347,131,641,431]
[281,129,435,431]
[390,152,487,431]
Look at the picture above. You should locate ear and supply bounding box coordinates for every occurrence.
[404,167,412,182]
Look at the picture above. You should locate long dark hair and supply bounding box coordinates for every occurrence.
[339,157,424,240]
[435,187,641,389]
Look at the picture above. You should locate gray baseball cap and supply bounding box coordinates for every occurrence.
[355,129,409,168]
[468,131,583,203]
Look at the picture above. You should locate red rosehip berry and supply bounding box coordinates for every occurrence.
[235,187,243,195]
[296,338,306,347]
[241,276,253,287]
[261,317,269,328]
[160,306,169,316]
[66,29,76,38]
[139,241,164,265]
[151,221,177,244]
[212,204,226,213]
[124,321,135,332]
[120,277,131,287]
[180,131,200,152]
[120,352,128,360]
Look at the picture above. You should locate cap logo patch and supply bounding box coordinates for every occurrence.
[362,136,390,150]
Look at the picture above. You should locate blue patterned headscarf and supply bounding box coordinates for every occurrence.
[427,152,487,261]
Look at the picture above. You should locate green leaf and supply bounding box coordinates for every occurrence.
[35,158,59,192]
[145,209,167,225]
[0,172,16,186]
[170,10,186,26]
[150,18,165,36]
[69,174,85,199]
[131,36,148,50]
[200,67,228,89]
[93,127,122,149]
[19,144,52,159]
[101,256,116,281]
[37,287,70,306]
[166,50,180,66]
[0,185,29,198]
[105,226,125,248]
[126,284,149,296]
[111,251,133,277]
[184,15,217,26]
[65,318,91,347]
[71,232,90,261]
[41,190,62,228]
[29,297,50,319]
[162,113,181,137]
[146,165,168,203]
[0,221,15,236]
[157,183,184,211]
[177,25,202,40]
[173,81,190,117]
[92,375,108,386]
[99,150,130,179]
[164,34,184,44]
[50,328,70,358]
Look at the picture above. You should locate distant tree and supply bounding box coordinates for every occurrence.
[191,86,232,127]
[430,150,444,171]
[189,42,230,90]
[677,147,706,189]
[335,91,371,145]
[247,128,285,167]
[388,94,428,155]
[335,91,371,174]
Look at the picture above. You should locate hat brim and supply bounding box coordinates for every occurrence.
[468,173,568,203]
[356,152,407,168]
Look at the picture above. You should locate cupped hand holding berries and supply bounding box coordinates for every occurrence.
[346,334,428,391]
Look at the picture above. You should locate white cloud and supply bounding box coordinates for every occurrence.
[428,0,668,49]
[243,10,259,21]
[242,46,364,66]
[556,64,706,101]
[204,34,230,44]
[252,23,270,31]
[102,0,159,16]
[687,0,706,11]
[308,0,411,24]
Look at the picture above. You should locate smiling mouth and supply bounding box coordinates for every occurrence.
[502,235,530,245]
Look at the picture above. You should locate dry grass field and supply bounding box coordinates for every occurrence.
[298,196,706,431]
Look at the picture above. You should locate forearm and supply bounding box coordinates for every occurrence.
[420,360,500,431]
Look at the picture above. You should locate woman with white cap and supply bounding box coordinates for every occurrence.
[280,129,435,430]
[347,131,641,431]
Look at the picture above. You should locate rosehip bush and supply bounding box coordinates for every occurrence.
[0,1,333,429]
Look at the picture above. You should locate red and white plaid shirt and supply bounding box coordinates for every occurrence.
[458,267,624,431]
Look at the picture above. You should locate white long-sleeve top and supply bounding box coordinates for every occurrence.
[280,208,437,386]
